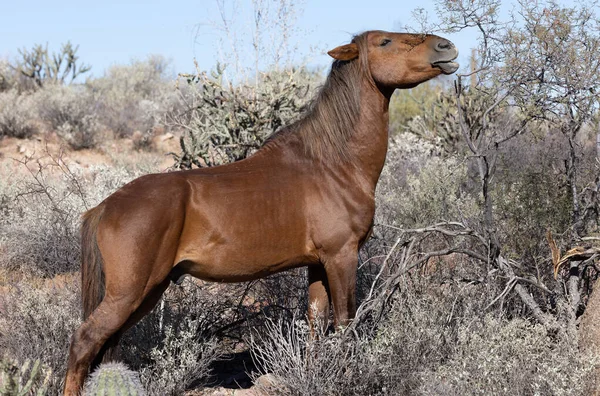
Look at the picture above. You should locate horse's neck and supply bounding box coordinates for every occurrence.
[345,82,391,187]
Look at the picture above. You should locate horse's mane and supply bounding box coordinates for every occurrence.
[263,32,374,162]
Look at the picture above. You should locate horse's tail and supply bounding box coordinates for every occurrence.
[81,204,105,320]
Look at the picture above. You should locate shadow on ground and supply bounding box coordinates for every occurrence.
[207,350,257,389]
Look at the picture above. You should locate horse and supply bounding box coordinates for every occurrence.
[64,30,458,395]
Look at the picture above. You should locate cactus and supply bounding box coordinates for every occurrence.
[0,358,51,396]
[171,64,318,169]
[15,41,91,88]
[405,87,501,155]
[83,362,146,396]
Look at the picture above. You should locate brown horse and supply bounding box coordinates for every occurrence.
[64,30,458,395]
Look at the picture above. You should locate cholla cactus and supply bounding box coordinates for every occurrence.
[83,362,146,396]
[405,87,507,155]
[0,358,51,396]
[170,63,319,169]
[15,41,91,88]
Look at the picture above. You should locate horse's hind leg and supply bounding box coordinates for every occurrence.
[94,279,171,366]
[65,295,141,395]
[308,265,331,337]
[64,278,169,395]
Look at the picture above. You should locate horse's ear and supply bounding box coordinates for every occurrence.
[327,43,359,61]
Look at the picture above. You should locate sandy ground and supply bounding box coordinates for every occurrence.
[0,132,179,175]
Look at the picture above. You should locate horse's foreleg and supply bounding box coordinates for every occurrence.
[323,246,358,328]
[308,265,331,337]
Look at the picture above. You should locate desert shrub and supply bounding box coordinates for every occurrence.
[250,317,365,396]
[249,274,482,396]
[419,315,599,396]
[0,160,84,276]
[138,316,220,396]
[0,280,81,394]
[377,133,478,229]
[0,157,146,276]
[87,55,177,138]
[33,84,101,149]
[0,275,241,395]
[362,286,469,395]
[120,271,309,394]
[131,129,155,151]
[493,128,573,260]
[250,269,308,321]
[170,66,319,168]
[0,89,38,139]
[0,59,14,92]
[0,278,226,395]
[250,267,598,396]
[122,279,233,362]
[120,278,255,394]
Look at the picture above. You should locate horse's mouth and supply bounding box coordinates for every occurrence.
[432,60,459,75]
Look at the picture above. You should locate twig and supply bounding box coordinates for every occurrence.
[485,277,517,310]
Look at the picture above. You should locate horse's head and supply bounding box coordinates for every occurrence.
[328,30,459,90]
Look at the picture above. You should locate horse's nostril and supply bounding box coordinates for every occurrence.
[436,40,453,51]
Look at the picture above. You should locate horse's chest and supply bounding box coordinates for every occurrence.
[308,185,375,247]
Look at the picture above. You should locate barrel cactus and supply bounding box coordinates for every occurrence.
[83,362,146,396]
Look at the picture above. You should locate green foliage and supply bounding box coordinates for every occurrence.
[14,41,91,88]
[0,358,51,396]
[84,363,146,396]
[388,80,445,135]
[171,64,318,168]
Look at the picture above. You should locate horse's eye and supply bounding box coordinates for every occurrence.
[380,39,392,47]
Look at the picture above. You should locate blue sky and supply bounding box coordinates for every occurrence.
[1,0,479,79]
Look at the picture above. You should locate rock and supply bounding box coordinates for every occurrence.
[254,374,279,391]
[160,133,174,141]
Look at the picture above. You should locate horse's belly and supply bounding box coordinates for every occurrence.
[176,247,315,282]
[174,224,317,282]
